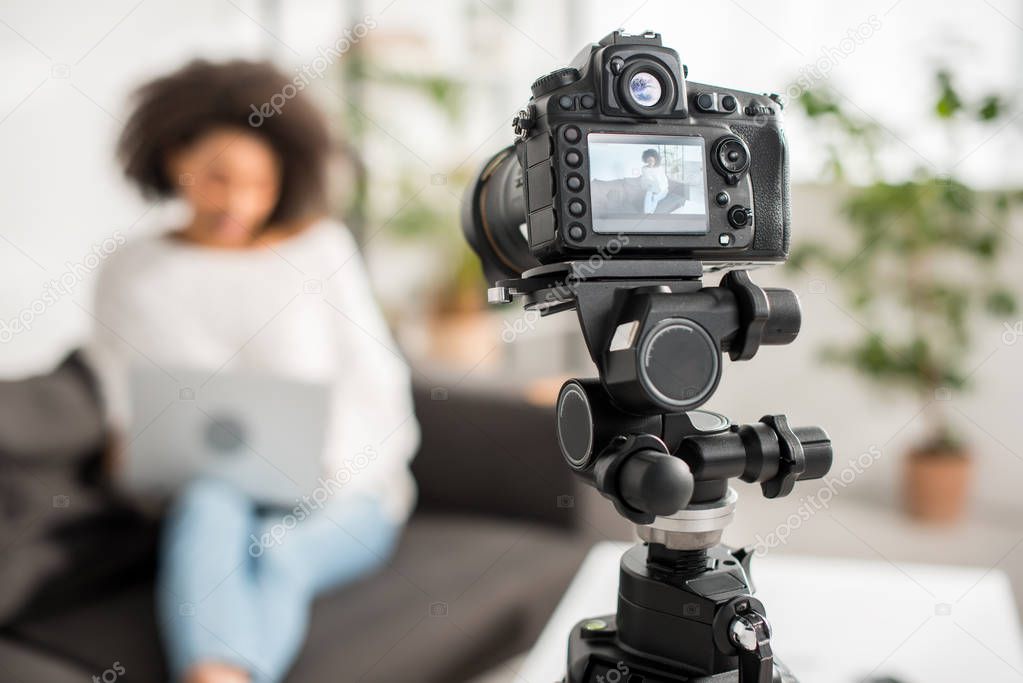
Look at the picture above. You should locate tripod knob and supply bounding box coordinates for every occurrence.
[679,416,833,500]
[618,449,695,517]
[729,611,775,683]
[757,415,833,498]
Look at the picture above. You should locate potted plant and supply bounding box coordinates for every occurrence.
[789,73,1018,523]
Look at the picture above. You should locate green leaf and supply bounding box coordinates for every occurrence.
[799,89,842,118]
[978,95,1003,121]
[985,288,1018,315]
[935,70,963,118]
[971,232,999,259]
[778,67,1019,401]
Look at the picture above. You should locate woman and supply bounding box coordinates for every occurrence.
[640,148,669,214]
[85,60,419,683]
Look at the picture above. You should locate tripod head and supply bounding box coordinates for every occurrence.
[489,261,832,682]
[490,260,832,530]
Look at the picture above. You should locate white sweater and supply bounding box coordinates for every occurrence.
[641,165,669,194]
[84,219,420,521]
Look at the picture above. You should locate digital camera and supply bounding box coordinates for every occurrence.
[463,30,791,283]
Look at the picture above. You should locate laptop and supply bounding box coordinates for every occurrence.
[123,366,329,506]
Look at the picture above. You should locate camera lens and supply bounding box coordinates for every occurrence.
[461,147,539,282]
[628,71,663,107]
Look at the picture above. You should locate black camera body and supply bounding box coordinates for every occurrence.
[512,30,790,270]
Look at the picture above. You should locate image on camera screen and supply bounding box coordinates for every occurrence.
[586,133,708,234]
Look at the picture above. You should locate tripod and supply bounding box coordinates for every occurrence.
[488,260,833,683]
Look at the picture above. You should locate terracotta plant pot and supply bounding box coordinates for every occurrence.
[903,448,972,523]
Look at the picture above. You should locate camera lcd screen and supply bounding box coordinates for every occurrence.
[586,133,709,234]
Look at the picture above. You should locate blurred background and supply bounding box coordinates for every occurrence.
[1,0,1022,680]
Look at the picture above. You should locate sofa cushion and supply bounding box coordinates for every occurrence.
[0,636,93,683]
[0,351,104,465]
[410,381,579,531]
[4,513,588,683]
[0,352,155,626]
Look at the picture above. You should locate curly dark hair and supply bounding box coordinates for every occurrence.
[117,59,331,225]
[642,148,661,165]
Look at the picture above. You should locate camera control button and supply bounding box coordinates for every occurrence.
[566,173,584,192]
[721,94,737,112]
[715,191,730,206]
[558,95,575,110]
[563,126,581,143]
[718,234,733,246]
[712,136,751,184]
[580,94,596,109]
[568,199,586,217]
[727,205,753,228]
[565,150,583,167]
[568,224,586,241]
[696,93,714,111]
[610,57,625,74]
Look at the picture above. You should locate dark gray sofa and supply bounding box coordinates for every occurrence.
[0,355,593,682]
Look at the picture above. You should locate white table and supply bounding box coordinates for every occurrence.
[516,542,1023,683]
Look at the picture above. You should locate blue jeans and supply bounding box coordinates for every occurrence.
[156,478,398,683]
[644,189,668,214]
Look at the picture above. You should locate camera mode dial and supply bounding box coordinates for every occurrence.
[531,67,581,97]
